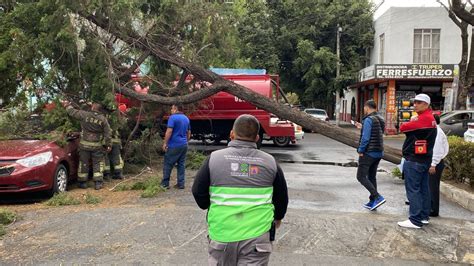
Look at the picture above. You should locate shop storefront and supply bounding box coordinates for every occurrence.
[349,64,455,134]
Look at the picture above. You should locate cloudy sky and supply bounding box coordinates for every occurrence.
[373,0,449,19]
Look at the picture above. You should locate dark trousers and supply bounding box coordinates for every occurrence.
[104,143,123,177]
[357,154,382,200]
[162,145,188,187]
[403,160,431,227]
[429,160,445,216]
[79,149,104,182]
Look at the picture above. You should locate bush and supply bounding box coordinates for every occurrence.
[0,224,5,237]
[0,209,17,225]
[124,128,163,165]
[0,209,18,238]
[443,136,474,187]
[392,167,402,179]
[84,193,102,205]
[186,150,207,170]
[45,192,81,206]
[111,175,163,198]
[0,108,33,139]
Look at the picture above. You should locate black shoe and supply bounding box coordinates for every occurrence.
[95,181,103,190]
[78,182,87,189]
[103,175,111,181]
[429,211,439,217]
[112,173,124,180]
[160,185,170,190]
[173,184,185,189]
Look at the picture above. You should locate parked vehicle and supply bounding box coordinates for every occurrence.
[117,68,298,147]
[464,122,474,142]
[304,108,330,121]
[302,108,329,132]
[439,110,474,137]
[0,135,79,196]
[270,116,304,144]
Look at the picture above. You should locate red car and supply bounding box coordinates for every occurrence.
[0,136,79,196]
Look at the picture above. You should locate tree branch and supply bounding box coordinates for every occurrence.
[117,81,226,105]
[452,0,474,25]
[176,69,189,90]
[118,51,151,81]
[78,10,403,164]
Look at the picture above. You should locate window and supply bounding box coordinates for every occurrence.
[413,29,440,63]
[379,34,385,64]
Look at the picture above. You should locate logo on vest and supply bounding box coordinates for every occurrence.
[230,163,252,177]
[240,163,249,173]
[250,166,259,175]
[230,163,260,177]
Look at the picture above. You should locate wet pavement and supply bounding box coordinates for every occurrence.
[0,133,473,265]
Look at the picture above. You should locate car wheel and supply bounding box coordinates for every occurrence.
[273,136,291,147]
[49,164,68,196]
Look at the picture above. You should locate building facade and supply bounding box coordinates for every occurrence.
[342,7,472,134]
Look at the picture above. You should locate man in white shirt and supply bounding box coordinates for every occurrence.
[429,114,449,217]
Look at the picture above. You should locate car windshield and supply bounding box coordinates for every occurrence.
[305,109,326,115]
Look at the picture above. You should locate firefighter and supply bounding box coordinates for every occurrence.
[63,101,112,190]
[103,111,124,180]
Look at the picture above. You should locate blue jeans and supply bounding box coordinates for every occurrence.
[162,145,188,187]
[403,160,431,227]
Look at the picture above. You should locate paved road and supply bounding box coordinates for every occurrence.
[0,133,473,265]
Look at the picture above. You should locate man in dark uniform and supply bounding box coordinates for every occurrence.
[103,112,124,180]
[63,101,111,190]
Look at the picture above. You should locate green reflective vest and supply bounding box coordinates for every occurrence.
[208,186,274,242]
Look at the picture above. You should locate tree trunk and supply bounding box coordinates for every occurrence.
[81,12,403,165]
[451,1,474,109]
[459,21,474,110]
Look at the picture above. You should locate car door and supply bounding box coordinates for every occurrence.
[442,112,473,136]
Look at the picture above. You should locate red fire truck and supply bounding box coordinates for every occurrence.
[116,68,300,147]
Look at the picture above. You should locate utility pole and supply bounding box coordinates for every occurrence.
[335,24,342,126]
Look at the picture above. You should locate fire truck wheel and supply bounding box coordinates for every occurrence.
[273,136,290,147]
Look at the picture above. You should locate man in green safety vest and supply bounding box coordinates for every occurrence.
[192,114,288,265]
[63,101,111,190]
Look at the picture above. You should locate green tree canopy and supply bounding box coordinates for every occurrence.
[0,0,373,112]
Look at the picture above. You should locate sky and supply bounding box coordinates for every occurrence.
[373,0,449,19]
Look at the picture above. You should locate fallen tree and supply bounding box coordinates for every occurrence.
[80,12,403,165]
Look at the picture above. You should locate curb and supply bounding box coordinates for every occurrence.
[381,166,474,212]
[440,182,474,212]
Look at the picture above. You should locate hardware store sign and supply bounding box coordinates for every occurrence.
[375,64,455,79]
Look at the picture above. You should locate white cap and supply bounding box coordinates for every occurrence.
[414,94,431,105]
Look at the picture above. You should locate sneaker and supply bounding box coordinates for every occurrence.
[173,184,185,190]
[78,182,87,189]
[370,195,386,211]
[429,211,439,217]
[421,220,429,225]
[160,185,170,191]
[363,199,374,209]
[95,181,103,190]
[397,219,421,229]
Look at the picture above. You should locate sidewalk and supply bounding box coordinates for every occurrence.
[336,122,472,211]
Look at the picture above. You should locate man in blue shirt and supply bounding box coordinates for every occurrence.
[355,100,386,210]
[161,104,191,189]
